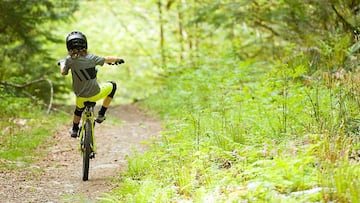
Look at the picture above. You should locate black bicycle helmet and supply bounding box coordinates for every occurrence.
[66,31,87,51]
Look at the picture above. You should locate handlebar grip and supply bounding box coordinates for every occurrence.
[107,59,125,65]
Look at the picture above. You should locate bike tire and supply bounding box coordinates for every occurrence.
[82,119,92,181]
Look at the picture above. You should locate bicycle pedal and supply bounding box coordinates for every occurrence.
[90,152,95,159]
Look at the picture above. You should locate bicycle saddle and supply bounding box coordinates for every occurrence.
[84,101,96,107]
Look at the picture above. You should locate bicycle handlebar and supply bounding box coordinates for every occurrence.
[107,58,125,66]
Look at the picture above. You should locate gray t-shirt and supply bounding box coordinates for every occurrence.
[63,53,105,97]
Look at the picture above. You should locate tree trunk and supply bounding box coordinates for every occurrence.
[158,0,166,68]
[177,1,185,64]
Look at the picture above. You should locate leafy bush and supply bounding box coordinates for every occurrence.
[101,49,360,202]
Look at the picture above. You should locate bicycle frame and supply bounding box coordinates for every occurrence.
[78,105,96,155]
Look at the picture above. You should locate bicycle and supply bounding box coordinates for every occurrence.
[57,58,124,181]
[79,101,96,181]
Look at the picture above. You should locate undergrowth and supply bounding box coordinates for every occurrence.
[101,59,360,202]
[0,94,68,169]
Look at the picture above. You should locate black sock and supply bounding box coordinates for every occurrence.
[99,106,107,116]
[73,122,79,130]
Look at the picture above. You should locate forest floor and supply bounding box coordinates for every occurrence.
[0,104,162,202]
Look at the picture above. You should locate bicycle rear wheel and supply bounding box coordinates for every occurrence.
[82,119,92,181]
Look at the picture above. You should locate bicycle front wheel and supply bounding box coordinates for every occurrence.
[82,119,92,181]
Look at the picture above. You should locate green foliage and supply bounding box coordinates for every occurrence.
[2,0,360,202]
[0,0,77,60]
[0,79,68,170]
[187,0,360,68]
[0,109,68,170]
[0,0,78,103]
[324,161,360,202]
[107,49,360,202]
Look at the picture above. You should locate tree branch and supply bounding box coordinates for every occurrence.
[331,4,356,32]
[0,78,54,114]
[254,19,281,37]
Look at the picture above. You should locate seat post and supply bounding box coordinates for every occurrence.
[83,102,96,117]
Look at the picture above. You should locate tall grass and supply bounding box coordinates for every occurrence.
[103,54,360,202]
[0,94,68,169]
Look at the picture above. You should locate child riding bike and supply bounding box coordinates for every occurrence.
[58,31,124,138]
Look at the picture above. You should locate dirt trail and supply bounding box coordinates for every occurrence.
[0,104,162,202]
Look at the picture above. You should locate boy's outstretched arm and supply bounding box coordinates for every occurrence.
[104,56,124,64]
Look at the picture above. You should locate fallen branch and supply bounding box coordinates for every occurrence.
[0,78,54,114]
[331,4,357,32]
